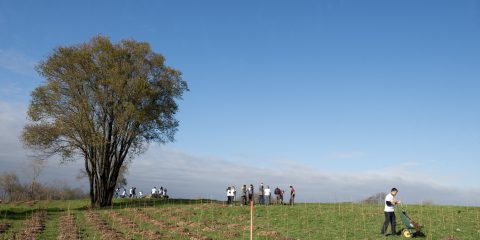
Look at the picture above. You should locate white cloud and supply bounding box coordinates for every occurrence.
[0,100,88,187]
[0,101,28,160]
[0,49,36,76]
[128,146,480,206]
[1,101,479,206]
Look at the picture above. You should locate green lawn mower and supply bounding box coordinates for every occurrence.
[399,206,423,238]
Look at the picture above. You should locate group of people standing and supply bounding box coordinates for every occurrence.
[226,183,295,205]
[151,186,168,198]
[115,186,144,198]
[114,186,169,199]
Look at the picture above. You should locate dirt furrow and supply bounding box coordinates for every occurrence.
[127,208,213,240]
[106,210,162,240]
[57,211,80,240]
[83,210,127,240]
[13,209,47,240]
[0,222,11,234]
[153,207,245,239]
[159,206,292,240]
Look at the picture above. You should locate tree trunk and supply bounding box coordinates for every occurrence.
[87,160,120,208]
[89,177,95,206]
[85,139,130,208]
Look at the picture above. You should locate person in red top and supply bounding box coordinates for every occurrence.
[289,186,295,205]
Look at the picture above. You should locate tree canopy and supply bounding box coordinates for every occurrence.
[22,36,188,207]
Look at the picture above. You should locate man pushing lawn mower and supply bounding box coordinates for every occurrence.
[380,187,423,238]
[381,187,401,236]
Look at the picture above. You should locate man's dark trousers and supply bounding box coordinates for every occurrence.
[381,211,396,235]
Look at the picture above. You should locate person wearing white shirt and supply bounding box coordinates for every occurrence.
[226,187,234,205]
[264,186,271,205]
[381,188,401,236]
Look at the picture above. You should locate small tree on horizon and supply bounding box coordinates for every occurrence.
[22,36,188,207]
[360,192,387,204]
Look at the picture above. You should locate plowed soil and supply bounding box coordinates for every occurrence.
[0,222,10,234]
[106,210,162,240]
[127,208,213,240]
[13,210,46,239]
[57,211,80,240]
[83,210,127,240]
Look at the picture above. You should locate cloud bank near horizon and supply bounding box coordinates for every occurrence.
[1,100,479,206]
[129,146,480,206]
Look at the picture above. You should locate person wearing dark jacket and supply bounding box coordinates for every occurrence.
[248,184,254,204]
[241,185,247,205]
[259,183,265,205]
[274,187,281,204]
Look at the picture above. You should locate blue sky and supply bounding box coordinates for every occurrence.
[1,1,480,203]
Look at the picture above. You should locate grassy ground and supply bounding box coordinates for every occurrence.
[0,198,479,239]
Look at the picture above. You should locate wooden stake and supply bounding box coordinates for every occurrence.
[250,200,254,240]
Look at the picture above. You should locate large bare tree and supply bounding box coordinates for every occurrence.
[22,36,188,207]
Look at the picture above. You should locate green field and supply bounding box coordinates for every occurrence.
[0,198,479,239]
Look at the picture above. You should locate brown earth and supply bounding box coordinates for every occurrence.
[151,205,293,240]
[83,210,127,240]
[106,210,162,240]
[127,208,212,240]
[13,210,46,239]
[57,211,80,240]
[257,230,281,237]
[0,222,11,234]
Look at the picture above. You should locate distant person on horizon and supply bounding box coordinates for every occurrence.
[280,189,284,204]
[115,188,120,198]
[381,188,401,236]
[248,184,254,204]
[226,187,230,204]
[122,188,126,198]
[230,186,235,203]
[152,187,157,197]
[226,187,234,205]
[259,183,265,205]
[232,186,237,202]
[289,186,295,205]
[264,186,271,205]
[274,187,281,204]
[241,185,247,205]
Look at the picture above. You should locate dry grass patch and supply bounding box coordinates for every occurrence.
[83,210,126,240]
[13,210,46,239]
[0,222,11,234]
[106,210,162,240]
[129,208,213,240]
[57,211,80,240]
